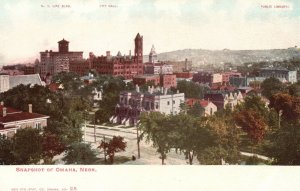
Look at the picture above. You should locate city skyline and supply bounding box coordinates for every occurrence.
[0,0,300,65]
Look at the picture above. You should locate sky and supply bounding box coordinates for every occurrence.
[0,0,299,65]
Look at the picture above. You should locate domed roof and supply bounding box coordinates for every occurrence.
[149,45,157,55]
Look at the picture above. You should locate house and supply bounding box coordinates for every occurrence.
[185,98,217,116]
[110,85,185,126]
[204,91,244,110]
[0,103,49,138]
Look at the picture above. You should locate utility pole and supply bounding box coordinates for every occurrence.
[278,110,283,129]
[136,121,140,159]
[94,114,96,143]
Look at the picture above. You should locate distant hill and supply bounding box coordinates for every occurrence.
[146,48,300,66]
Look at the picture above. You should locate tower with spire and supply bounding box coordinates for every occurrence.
[134,33,143,67]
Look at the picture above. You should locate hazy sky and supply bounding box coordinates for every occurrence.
[0,0,299,65]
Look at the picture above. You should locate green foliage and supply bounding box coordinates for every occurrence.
[99,136,127,164]
[13,128,43,164]
[63,143,97,164]
[0,135,15,165]
[261,77,285,99]
[204,116,241,164]
[42,132,65,164]
[187,102,205,117]
[172,80,208,99]
[94,75,128,123]
[197,146,228,165]
[52,72,83,95]
[245,155,261,165]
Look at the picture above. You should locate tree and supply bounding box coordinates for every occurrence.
[170,114,214,165]
[261,77,285,99]
[13,128,43,164]
[139,112,171,165]
[99,136,127,164]
[265,93,300,165]
[234,109,267,150]
[42,133,65,164]
[0,135,15,165]
[94,75,128,123]
[63,143,97,164]
[52,72,83,95]
[171,80,208,99]
[202,116,241,164]
[187,102,204,117]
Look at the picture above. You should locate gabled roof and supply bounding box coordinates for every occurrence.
[9,74,43,89]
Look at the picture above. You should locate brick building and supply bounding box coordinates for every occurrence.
[221,71,242,84]
[133,75,160,87]
[160,74,177,88]
[69,59,91,76]
[133,74,177,88]
[91,33,144,80]
[192,71,222,86]
[174,71,194,79]
[39,39,83,77]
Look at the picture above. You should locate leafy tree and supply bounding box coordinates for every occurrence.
[94,75,128,123]
[288,81,300,97]
[42,132,65,164]
[261,77,285,99]
[13,128,43,164]
[170,114,214,165]
[63,143,97,164]
[197,146,228,165]
[99,136,127,164]
[139,112,171,165]
[203,116,241,164]
[0,135,15,165]
[265,93,300,165]
[187,102,204,117]
[234,109,267,150]
[171,80,208,99]
[52,72,83,95]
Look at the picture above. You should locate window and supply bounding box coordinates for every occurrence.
[173,100,175,104]
[35,122,42,129]
[167,101,170,105]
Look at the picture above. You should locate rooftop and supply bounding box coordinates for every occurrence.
[9,74,43,89]
[0,105,49,125]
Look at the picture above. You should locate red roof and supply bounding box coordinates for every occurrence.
[0,105,49,124]
[186,98,209,107]
[48,83,60,92]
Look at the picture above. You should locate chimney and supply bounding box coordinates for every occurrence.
[2,107,7,117]
[0,101,3,106]
[136,84,140,93]
[148,86,151,93]
[161,87,164,94]
[176,90,179,94]
[28,104,32,113]
[106,51,111,57]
